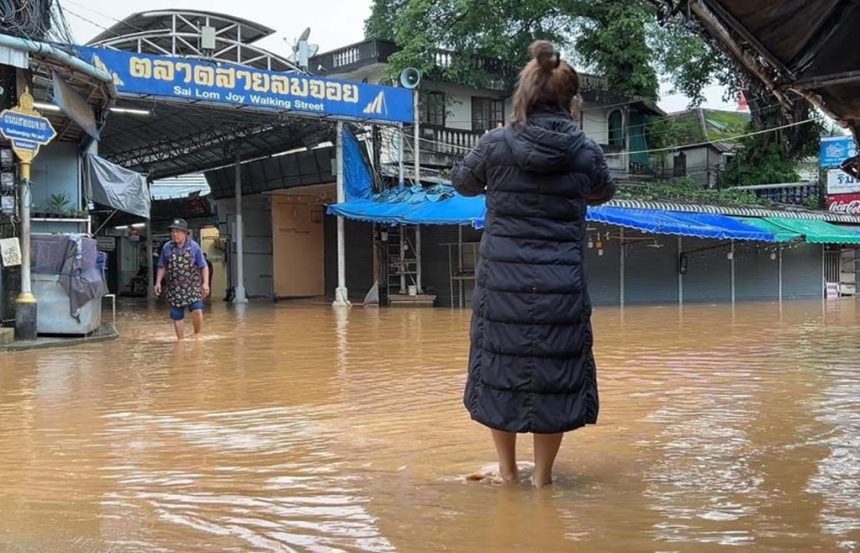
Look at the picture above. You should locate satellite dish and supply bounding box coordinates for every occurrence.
[399,67,421,89]
[298,27,311,42]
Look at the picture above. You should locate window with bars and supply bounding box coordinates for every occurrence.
[471,97,504,132]
[420,91,446,127]
[608,110,624,147]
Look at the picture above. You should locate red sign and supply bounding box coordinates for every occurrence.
[827,194,860,214]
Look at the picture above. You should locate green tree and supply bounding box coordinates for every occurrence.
[367,0,828,189]
[366,0,659,99]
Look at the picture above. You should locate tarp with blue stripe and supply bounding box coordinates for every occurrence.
[587,206,781,242]
[329,128,488,227]
[329,186,785,242]
[329,128,783,241]
[327,184,486,226]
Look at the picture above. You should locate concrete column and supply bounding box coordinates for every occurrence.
[333,121,350,307]
[233,145,248,303]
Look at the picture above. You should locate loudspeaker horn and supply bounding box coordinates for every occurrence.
[399,67,422,89]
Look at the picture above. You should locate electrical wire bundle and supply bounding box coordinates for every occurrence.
[0,0,76,43]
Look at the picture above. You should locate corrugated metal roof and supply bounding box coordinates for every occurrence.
[150,174,210,200]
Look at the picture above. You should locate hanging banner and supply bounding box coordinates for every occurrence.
[827,169,860,195]
[75,46,414,125]
[827,193,860,214]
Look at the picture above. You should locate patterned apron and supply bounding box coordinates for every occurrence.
[166,244,202,308]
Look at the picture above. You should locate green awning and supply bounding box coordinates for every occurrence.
[732,217,803,243]
[763,217,860,244]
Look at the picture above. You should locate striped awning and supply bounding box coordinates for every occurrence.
[608,199,860,224]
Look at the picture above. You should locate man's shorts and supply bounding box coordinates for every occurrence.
[169,300,204,321]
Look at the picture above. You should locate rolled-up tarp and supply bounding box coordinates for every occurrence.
[85,154,150,219]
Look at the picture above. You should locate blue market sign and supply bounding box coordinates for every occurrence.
[0,93,57,161]
[820,136,857,168]
[76,47,414,125]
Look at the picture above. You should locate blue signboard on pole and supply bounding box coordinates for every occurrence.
[0,102,57,160]
[820,136,857,168]
[76,46,414,125]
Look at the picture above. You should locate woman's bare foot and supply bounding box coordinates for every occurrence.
[465,462,533,485]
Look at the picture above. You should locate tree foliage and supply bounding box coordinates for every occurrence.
[367,0,659,99]
[367,0,829,188]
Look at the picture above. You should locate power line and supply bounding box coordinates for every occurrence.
[602,118,816,158]
[396,116,816,161]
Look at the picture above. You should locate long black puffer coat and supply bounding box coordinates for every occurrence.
[452,107,615,434]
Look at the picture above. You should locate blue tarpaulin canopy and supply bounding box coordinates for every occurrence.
[327,185,486,226]
[587,206,781,242]
[329,129,783,240]
[329,189,782,241]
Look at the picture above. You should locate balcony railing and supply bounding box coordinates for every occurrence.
[733,182,822,207]
[310,39,399,73]
[312,39,611,95]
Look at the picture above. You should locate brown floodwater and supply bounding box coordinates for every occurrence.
[1,299,859,552]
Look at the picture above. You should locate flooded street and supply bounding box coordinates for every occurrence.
[1,300,859,552]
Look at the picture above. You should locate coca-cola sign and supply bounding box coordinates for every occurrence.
[827,193,860,214]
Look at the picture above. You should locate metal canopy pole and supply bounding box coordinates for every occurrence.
[778,246,783,303]
[333,121,350,307]
[146,218,154,300]
[233,144,248,303]
[416,225,423,294]
[619,228,625,307]
[398,123,405,186]
[399,226,407,294]
[413,90,420,186]
[730,240,736,304]
[678,236,683,306]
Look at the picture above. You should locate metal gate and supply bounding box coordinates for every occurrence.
[825,250,841,283]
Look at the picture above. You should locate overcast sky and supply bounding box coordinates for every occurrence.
[62,0,731,114]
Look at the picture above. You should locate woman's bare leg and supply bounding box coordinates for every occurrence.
[533,433,563,488]
[492,429,518,483]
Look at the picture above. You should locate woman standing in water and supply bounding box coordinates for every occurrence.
[452,40,615,488]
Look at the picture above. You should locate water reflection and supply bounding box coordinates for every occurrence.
[0,299,858,551]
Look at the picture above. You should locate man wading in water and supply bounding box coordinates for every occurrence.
[154,218,210,339]
[453,40,614,487]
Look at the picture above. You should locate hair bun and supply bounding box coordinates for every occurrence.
[529,40,557,72]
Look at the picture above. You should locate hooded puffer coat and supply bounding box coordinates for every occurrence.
[452,107,615,434]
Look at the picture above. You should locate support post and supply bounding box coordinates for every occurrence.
[399,225,407,294]
[416,225,423,294]
[458,225,464,309]
[333,121,350,307]
[730,240,736,304]
[146,218,154,300]
[413,90,420,186]
[398,123,405,187]
[14,164,36,340]
[778,246,783,303]
[233,144,248,303]
[619,228,625,307]
[678,236,683,306]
